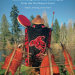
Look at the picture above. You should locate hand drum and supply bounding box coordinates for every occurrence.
[17,15,31,27]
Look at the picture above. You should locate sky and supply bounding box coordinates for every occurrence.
[0,0,75,28]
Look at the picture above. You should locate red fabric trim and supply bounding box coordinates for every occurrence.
[32,24,45,28]
[32,25,35,28]
[41,25,45,28]
[48,29,52,48]
[25,28,29,67]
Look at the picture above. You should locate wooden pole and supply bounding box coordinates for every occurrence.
[4,41,17,75]
[47,48,53,75]
[17,43,24,75]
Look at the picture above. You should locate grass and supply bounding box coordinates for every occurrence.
[0,62,38,75]
[0,62,75,75]
[0,62,31,75]
[0,62,6,75]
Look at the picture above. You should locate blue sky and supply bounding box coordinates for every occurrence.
[0,0,75,28]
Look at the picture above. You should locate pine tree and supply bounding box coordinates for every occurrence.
[73,23,75,43]
[30,15,35,26]
[67,19,73,43]
[60,23,67,44]
[42,10,49,28]
[73,23,75,34]
[52,19,60,43]
[0,23,1,34]
[0,14,11,45]
[10,4,20,41]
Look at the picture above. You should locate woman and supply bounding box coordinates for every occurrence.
[25,15,53,74]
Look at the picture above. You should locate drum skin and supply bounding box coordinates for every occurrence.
[17,15,31,27]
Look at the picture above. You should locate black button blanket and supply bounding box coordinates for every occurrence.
[25,24,52,66]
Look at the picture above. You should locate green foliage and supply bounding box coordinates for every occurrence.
[52,19,60,43]
[73,23,75,43]
[0,14,11,46]
[73,23,75,28]
[0,62,31,75]
[73,23,75,33]
[30,15,35,26]
[59,65,70,75]
[45,22,49,28]
[10,4,21,41]
[60,23,67,44]
[42,10,49,27]
[0,62,6,75]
